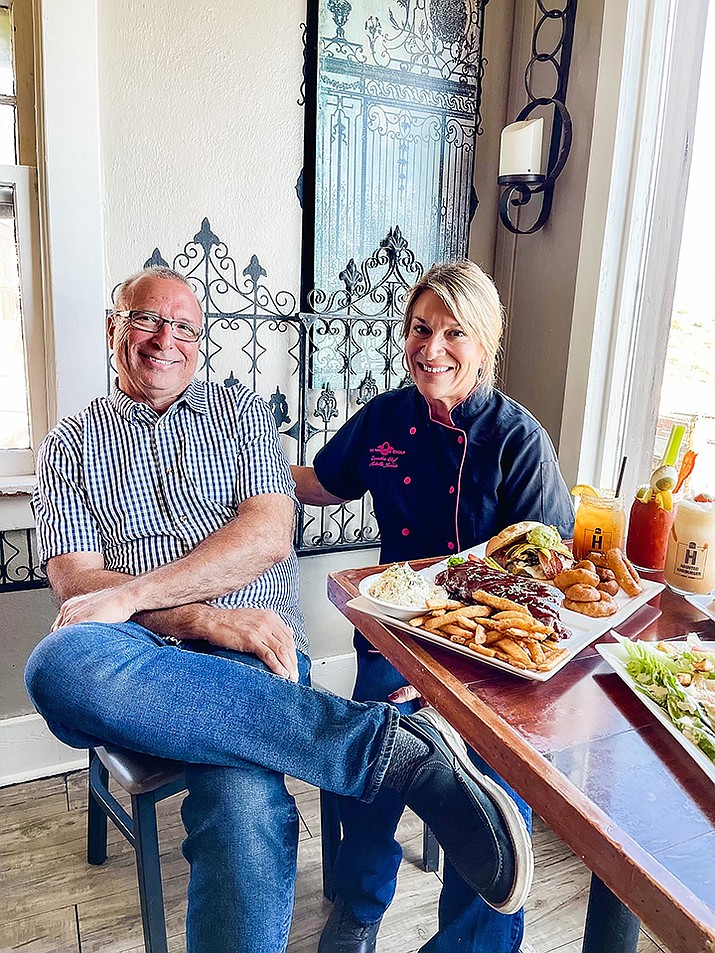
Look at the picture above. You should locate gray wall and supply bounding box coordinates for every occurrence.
[2,588,56,718]
[494,0,606,448]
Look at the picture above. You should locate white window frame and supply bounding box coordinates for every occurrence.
[0,0,105,523]
[560,0,709,496]
[0,163,46,478]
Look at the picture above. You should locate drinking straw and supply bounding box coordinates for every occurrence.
[615,455,627,498]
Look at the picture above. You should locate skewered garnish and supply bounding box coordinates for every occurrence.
[637,424,687,512]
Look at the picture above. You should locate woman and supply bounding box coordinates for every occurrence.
[293,260,573,953]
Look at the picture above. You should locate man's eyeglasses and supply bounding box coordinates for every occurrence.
[115,310,204,343]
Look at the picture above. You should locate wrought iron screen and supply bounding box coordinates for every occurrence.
[311,0,488,294]
[108,219,424,556]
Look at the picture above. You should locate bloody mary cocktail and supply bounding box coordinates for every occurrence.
[626,492,675,571]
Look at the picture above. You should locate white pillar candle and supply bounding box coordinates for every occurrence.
[499,117,544,177]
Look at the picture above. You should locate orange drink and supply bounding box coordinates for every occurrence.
[573,491,626,561]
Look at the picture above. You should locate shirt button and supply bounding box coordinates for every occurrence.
[179,515,188,523]
[402,528,410,536]
[457,435,464,444]
[449,486,455,494]
[404,476,411,485]
[409,427,417,435]
[166,467,174,475]
[447,542,455,551]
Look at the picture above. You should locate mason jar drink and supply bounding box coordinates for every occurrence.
[664,498,715,594]
[573,491,627,561]
[626,490,676,571]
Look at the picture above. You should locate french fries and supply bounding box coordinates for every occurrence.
[408,594,566,672]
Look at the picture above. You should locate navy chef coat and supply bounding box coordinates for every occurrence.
[313,385,574,563]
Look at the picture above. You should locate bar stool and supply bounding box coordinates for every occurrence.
[87,747,185,953]
[87,748,440,952]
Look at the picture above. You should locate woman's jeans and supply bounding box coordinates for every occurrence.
[24,622,400,953]
[332,633,531,953]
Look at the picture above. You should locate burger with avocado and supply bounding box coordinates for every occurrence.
[485,521,574,581]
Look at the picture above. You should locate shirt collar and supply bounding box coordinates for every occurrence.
[109,378,208,421]
[413,384,490,427]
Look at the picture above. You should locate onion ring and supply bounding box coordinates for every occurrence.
[564,584,601,602]
[564,593,618,617]
[606,548,643,597]
[554,568,600,591]
[595,566,616,582]
[574,560,597,575]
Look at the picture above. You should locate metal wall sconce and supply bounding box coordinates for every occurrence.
[498,0,577,235]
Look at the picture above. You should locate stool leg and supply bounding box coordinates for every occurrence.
[422,824,440,872]
[320,789,341,902]
[87,750,109,866]
[132,792,169,953]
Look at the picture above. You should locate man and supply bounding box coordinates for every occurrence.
[25,267,533,953]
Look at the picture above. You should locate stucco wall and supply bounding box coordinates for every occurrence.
[98,0,305,294]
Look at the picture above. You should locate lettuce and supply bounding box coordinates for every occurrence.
[622,639,715,764]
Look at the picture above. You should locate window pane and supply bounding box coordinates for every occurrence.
[657,9,715,494]
[0,103,15,163]
[0,184,30,449]
[0,7,13,97]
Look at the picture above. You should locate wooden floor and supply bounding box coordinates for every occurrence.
[0,769,672,953]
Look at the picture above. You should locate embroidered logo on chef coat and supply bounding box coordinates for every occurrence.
[369,441,406,469]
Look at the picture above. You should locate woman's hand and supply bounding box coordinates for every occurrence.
[388,684,424,705]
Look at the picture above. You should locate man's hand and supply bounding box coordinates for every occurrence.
[52,586,139,630]
[198,607,298,682]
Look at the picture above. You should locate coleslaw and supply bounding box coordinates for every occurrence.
[368,562,447,608]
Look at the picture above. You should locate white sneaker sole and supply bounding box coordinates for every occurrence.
[417,707,534,914]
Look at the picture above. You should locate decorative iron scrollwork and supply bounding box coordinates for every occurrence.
[0,528,47,591]
[311,0,488,291]
[498,0,577,234]
[104,221,424,557]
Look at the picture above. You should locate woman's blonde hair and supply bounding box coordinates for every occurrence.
[401,260,504,393]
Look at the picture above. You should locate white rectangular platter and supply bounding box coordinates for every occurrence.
[347,572,664,683]
[596,640,715,784]
[684,592,715,624]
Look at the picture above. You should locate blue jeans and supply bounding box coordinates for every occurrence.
[333,633,531,953]
[24,622,400,953]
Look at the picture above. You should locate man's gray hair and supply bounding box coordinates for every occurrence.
[114,267,200,312]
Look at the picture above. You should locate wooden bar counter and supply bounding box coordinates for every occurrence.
[327,562,715,953]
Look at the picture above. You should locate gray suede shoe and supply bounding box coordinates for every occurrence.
[400,707,534,914]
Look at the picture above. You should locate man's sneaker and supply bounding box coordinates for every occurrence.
[318,899,381,953]
[400,707,533,914]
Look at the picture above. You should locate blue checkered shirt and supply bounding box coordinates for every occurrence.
[34,378,308,652]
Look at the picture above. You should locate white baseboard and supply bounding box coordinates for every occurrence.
[311,652,357,698]
[0,712,87,787]
[1,653,358,788]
